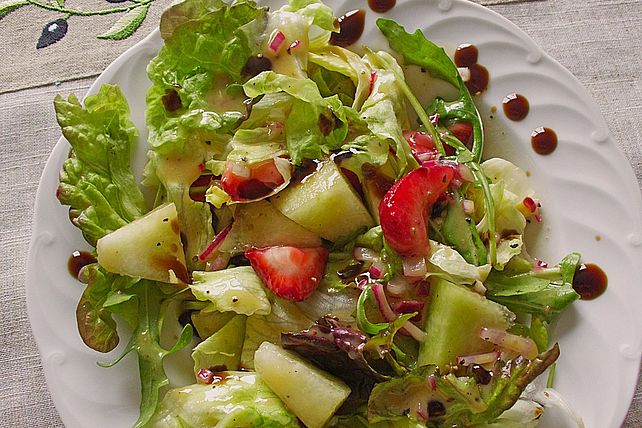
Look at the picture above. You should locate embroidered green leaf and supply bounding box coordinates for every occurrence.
[97,4,149,40]
[0,0,29,19]
[55,0,65,7]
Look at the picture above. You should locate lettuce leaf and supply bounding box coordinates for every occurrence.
[150,372,299,427]
[145,0,269,268]
[190,267,272,316]
[192,314,246,374]
[54,84,147,245]
[241,297,313,368]
[427,240,491,284]
[75,263,137,352]
[243,71,353,164]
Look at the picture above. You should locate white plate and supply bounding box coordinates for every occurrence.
[26,0,642,427]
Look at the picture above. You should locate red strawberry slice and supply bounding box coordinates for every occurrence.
[221,159,285,201]
[245,246,329,301]
[403,130,448,160]
[447,121,473,149]
[379,162,457,257]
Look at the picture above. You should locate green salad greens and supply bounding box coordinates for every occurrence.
[53,0,585,426]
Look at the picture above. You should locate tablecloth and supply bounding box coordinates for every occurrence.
[1,0,640,426]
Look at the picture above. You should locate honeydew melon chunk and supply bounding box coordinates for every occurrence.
[271,161,374,242]
[96,203,188,284]
[418,278,513,368]
[218,200,321,254]
[254,341,350,428]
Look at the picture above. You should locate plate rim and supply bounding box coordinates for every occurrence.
[26,0,642,427]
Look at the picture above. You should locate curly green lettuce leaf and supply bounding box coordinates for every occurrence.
[150,372,299,427]
[427,240,491,284]
[145,0,269,268]
[147,0,266,152]
[190,267,271,316]
[243,71,354,164]
[281,0,338,33]
[192,314,246,374]
[360,50,417,177]
[54,84,147,245]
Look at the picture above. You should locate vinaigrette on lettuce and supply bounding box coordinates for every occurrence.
[150,373,299,427]
[55,84,147,245]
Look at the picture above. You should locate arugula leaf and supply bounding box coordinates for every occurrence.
[376,18,484,161]
[54,84,147,245]
[101,281,193,428]
[469,344,560,424]
[484,253,581,321]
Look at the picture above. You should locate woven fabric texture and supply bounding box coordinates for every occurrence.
[0,0,640,427]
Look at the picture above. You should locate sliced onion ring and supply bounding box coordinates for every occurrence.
[403,255,427,278]
[457,350,501,366]
[198,222,233,261]
[353,246,380,262]
[372,283,427,342]
[480,327,538,360]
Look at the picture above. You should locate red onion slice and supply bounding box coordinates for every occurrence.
[198,222,233,261]
[480,327,538,360]
[403,255,427,278]
[456,350,501,366]
[369,261,386,279]
[268,30,286,53]
[353,246,379,262]
[386,275,413,297]
[372,283,427,342]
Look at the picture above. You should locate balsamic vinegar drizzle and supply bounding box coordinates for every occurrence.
[330,9,366,47]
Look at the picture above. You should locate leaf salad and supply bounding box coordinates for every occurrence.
[53,0,588,427]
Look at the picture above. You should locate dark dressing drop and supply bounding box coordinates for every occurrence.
[531,127,558,155]
[502,93,529,121]
[68,250,96,279]
[573,263,607,300]
[330,9,366,47]
[368,0,396,13]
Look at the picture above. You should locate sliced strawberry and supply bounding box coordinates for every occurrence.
[447,121,474,149]
[403,130,439,162]
[221,159,285,201]
[379,162,457,257]
[245,246,329,301]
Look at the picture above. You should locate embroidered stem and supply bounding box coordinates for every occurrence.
[26,0,153,17]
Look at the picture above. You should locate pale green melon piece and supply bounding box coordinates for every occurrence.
[219,200,321,253]
[271,161,373,242]
[418,278,513,368]
[254,341,351,428]
[96,203,188,284]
